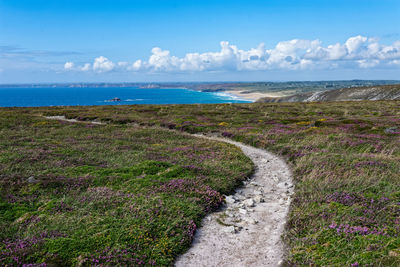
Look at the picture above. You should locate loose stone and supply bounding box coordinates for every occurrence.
[223,226,236,234]
[239,208,247,215]
[225,196,236,204]
[243,198,255,207]
[254,190,262,195]
[254,195,265,203]
[27,176,37,183]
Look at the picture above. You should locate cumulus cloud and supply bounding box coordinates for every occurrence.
[64,62,74,70]
[93,56,115,72]
[80,63,91,71]
[64,35,400,73]
[345,35,368,55]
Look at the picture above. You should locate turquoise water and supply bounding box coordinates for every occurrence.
[0,87,252,107]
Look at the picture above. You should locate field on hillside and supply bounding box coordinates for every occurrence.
[0,110,253,266]
[38,100,400,266]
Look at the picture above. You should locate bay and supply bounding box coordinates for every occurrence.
[0,87,251,107]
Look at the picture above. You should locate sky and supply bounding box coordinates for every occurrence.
[1,0,400,83]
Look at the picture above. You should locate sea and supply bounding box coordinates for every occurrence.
[0,87,252,107]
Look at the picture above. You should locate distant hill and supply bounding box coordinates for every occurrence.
[256,84,400,103]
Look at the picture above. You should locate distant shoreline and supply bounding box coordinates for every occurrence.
[223,90,289,102]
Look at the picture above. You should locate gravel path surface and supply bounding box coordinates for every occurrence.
[175,134,293,267]
[45,115,104,124]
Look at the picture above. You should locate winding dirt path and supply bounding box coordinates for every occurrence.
[44,116,293,266]
[175,135,293,267]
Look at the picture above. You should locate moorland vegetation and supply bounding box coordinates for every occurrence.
[1,100,399,266]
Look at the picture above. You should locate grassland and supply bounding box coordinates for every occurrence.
[0,109,253,266]
[1,100,399,266]
[36,100,400,266]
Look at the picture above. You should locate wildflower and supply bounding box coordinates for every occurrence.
[222,131,234,138]
[296,121,312,126]
[305,126,318,131]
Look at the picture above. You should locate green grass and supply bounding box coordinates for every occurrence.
[32,100,400,266]
[0,110,253,266]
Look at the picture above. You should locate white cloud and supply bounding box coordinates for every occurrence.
[358,59,380,68]
[345,35,368,55]
[80,63,91,71]
[64,62,74,70]
[130,59,143,71]
[93,56,115,72]
[64,36,400,74]
[117,61,129,67]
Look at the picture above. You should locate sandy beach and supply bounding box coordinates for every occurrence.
[225,90,288,101]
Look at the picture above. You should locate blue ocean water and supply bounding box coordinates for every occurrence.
[0,87,252,107]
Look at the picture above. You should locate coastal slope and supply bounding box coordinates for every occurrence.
[256,84,400,103]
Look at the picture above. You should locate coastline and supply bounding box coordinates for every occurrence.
[224,90,287,102]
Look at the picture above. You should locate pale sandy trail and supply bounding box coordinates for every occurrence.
[44,116,293,267]
[45,115,104,125]
[175,134,293,267]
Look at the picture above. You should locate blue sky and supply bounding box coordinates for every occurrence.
[1,0,400,83]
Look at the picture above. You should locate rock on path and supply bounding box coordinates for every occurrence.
[175,134,293,267]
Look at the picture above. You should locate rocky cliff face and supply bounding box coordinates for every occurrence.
[257,84,400,103]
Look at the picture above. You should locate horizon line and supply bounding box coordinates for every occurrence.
[2,79,400,86]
